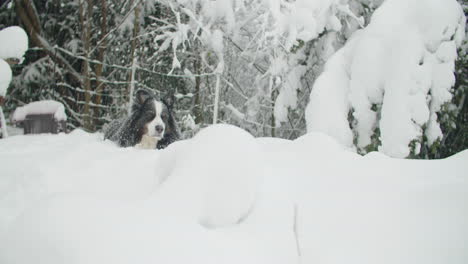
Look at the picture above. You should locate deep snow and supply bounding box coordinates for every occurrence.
[0,125,467,264]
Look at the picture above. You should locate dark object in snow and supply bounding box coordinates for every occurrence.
[104,89,179,149]
[22,114,67,134]
[11,100,68,135]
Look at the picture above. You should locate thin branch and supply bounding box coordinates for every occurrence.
[55,46,216,78]
[88,0,144,56]
[294,203,302,258]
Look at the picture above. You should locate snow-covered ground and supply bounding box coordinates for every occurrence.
[0,125,467,264]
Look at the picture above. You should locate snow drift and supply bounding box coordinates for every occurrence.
[0,124,467,264]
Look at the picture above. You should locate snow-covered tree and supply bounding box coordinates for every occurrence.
[1,0,466,158]
[433,1,468,159]
[306,0,466,158]
[149,0,378,138]
[1,0,378,137]
[2,0,173,131]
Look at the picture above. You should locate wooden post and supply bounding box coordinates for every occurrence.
[0,96,7,138]
[127,1,141,110]
[213,74,221,124]
[94,0,108,121]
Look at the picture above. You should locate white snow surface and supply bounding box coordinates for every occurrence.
[0,26,28,62]
[305,0,466,158]
[12,100,67,122]
[0,124,467,264]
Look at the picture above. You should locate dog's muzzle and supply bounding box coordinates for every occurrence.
[154,125,164,138]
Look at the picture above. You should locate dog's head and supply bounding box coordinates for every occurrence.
[133,89,172,140]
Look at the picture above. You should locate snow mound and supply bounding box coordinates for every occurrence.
[158,124,263,228]
[0,26,29,62]
[0,126,467,264]
[12,100,67,122]
[305,0,466,158]
[293,131,347,154]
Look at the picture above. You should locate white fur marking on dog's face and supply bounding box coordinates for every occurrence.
[146,100,165,139]
[136,134,159,149]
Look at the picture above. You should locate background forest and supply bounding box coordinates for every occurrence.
[0,0,466,159]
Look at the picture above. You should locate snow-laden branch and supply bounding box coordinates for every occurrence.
[151,0,364,133]
[55,45,216,78]
[306,0,466,158]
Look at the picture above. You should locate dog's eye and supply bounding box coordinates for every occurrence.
[147,112,156,119]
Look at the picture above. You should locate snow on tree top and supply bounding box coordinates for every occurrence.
[12,100,67,122]
[0,59,12,97]
[0,26,29,62]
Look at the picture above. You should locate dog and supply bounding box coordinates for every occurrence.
[104,89,179,149]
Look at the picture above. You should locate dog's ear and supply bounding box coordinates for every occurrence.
[135,89,152,105]
[163,93,176,109]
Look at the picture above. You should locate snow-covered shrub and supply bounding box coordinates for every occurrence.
[0,26,28,138]
[0,25,28,97]
[306,0,466,158]
[0,26,28,64]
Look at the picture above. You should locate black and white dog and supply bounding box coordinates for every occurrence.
[104,89,179,149]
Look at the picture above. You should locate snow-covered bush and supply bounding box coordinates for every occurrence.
[0,25,28,97]
[0,26,28,64]
[306,0,466,158]
[0,26,28,138]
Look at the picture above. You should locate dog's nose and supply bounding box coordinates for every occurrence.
[155,125,164,133]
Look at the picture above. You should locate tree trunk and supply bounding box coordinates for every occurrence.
[80,0,93,130]
[127,1,141,103]
[128,56,138,114]
[193,58,203,124]
[270,77,277,137]
[213,74,221,124]
[0,106,8,138]
[15,0,82,84]
[94,0,108,119]
[14,0,41,34]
